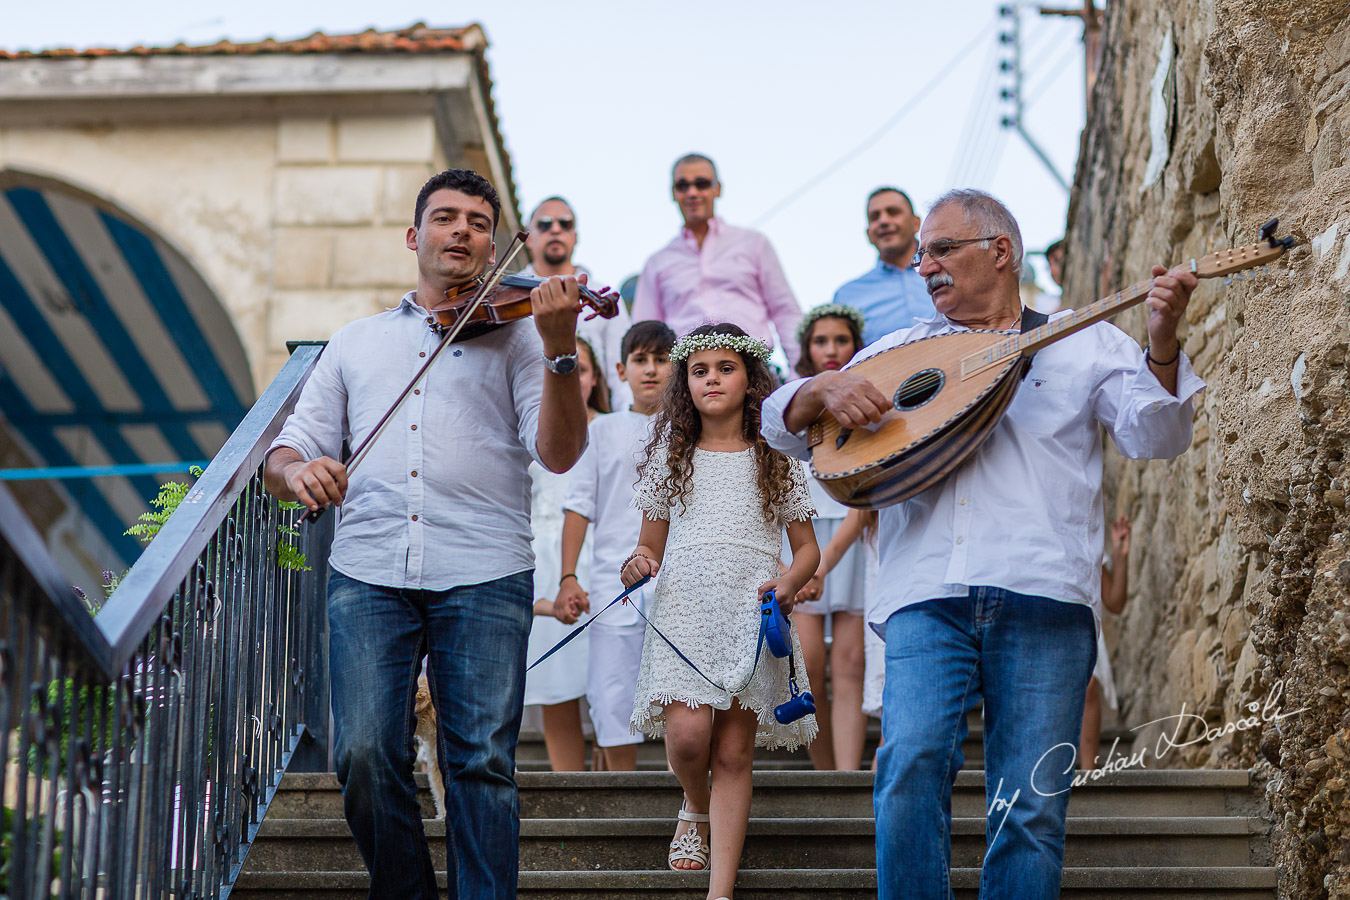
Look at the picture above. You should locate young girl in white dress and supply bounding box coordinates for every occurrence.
[621,324,819,900]
[522,336,609,771]
[790,303,871,770]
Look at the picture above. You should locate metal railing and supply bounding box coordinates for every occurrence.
[0,343,330,899]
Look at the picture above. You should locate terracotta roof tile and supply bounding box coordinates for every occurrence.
[0,23,484,60]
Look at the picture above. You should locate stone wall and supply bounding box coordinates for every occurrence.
[1066,1,1350,895]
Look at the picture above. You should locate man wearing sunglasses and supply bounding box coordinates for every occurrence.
[832,186,933,346]
[633,153,803,368]
[523,196,632,405]
[761,188,1202,900]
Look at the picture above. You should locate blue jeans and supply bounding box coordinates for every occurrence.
[328,569,533,900]
[874,588,1096,900]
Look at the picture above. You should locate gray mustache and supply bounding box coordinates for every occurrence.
[925,273,954,295]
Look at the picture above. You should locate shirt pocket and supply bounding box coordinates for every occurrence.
[1009,374,1070,436]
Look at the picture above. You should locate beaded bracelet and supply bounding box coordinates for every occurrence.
[620,551,654,574]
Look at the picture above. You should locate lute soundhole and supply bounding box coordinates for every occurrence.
[894,368,946,410]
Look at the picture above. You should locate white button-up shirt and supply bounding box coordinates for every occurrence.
[761,312,1205,634]
[269,292,564,591]
[563,408,654,626]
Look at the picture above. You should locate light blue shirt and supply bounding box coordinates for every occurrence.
[832,261,933,346]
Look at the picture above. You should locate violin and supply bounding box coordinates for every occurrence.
[426,272,621,339]
[303,230,615,524]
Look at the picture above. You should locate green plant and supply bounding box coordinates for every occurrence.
[1,805,63,892]
[124,466,204,545]
[275,501,312,572]
[27,681,117,780]
[76,468,313,603]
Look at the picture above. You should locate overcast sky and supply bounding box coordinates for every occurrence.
[4,0,1089,315]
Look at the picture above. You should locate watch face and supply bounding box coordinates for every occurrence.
[550,355,578,375]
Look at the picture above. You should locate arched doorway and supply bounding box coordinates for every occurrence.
[0,169,254,587]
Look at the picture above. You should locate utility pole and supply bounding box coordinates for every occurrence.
[1039,0,1104,99]
[997,4,1070,193]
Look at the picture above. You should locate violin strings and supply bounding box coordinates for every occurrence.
[344,232,531,477]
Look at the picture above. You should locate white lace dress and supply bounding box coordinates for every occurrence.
[523,461,592,707]
[630,448,819,750]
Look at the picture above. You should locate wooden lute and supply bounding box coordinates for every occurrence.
[807,219,1297,509]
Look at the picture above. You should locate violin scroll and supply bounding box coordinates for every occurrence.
[427,272,622,338]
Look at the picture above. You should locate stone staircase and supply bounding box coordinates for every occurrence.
[234,714,1277,899]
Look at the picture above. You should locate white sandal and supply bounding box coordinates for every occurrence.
[667,800,710,871]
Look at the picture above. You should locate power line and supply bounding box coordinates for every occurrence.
[1024,41,1083,107]
[751,18,998,228]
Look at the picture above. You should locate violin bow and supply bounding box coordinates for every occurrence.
[303,231,529,524]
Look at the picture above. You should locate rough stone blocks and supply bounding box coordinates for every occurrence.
[275,167,381,226]
[332,227,416,289]
[337,116,435,164]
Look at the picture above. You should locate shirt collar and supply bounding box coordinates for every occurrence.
[681,216,722,244]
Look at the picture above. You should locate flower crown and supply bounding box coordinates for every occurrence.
[669,332,772,365]
[796,303,866,342]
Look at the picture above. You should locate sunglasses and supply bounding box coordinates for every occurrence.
[535,217,575,233]
[673,178,716,193]
[910,236,1000,268]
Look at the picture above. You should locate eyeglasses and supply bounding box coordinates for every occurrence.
[910,236,1001,268]
[673,178,716,194]
[536,217,575,233]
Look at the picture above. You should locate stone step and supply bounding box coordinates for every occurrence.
[242,813,1266,873]
[512,723,1135,771]
[233,865,1279,898]
[268,769,1260,821]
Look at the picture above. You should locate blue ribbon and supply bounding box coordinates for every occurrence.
[528,573,779,702]
[526,574,652,672]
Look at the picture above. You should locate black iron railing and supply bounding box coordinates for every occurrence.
[0,342,331,899]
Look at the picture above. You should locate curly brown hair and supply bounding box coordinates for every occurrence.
[640,323,796,522]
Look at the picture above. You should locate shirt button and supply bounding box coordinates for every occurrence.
[411,514,419,522]
[956,536,965,545]
[411,425,418,431]
[411,470,418,477]
[419,352,427,358]
[414,389,421,395]
[959,498,968,506]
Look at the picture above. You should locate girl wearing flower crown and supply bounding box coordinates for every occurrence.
[621,323,819,898]
[790,303,873,771]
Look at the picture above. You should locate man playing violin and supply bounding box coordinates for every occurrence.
[264,168,590,900]
[761,189,1202,900]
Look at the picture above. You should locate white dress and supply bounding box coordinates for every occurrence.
[630,447,819,750]
[791,478,867,617]
[523,461,592,706]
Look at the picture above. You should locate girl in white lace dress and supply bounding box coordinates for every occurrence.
[620,324,819,900]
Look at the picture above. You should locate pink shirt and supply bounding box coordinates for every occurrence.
[633,217,802,368]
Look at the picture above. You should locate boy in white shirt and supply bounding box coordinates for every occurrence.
[556,321,676,770]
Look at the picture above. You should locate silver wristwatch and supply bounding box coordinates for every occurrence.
[543,351,578,375]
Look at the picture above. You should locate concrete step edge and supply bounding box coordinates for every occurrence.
[277,768,1255,791]
[234,865,1280,890]
[254,815,1268,839]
